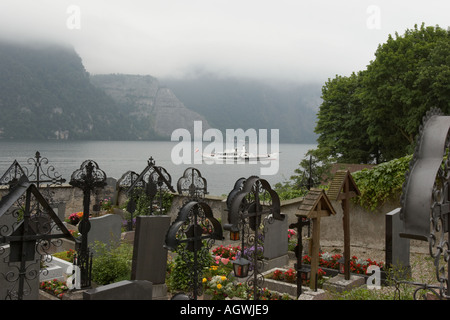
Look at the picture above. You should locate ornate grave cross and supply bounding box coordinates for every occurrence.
[177,167,208,202]
[165,201,223,300]
[0,152,66,189]
[0,152,66,211]
[118,157,175,230]
[326,169,360,280]
[398,108,450,299]
[0,175,74,300]
[69,160,107,288]
[225,176,284,300]
[297,188,336,292]
[145,161,175,214]
[118,170,143,230]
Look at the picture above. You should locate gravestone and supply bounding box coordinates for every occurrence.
[386,208,410,277]
[131,215,170,299]
[52,202,66,222]
[83,280,153,300]
[104,177,119,205]
[263,213,289,270]
[88,214,122,253]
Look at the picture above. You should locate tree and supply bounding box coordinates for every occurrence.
[315,72,378,163]
[360,24,450,161]
[274,149,331,200]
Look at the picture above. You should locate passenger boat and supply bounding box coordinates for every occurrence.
[202,146,278,161]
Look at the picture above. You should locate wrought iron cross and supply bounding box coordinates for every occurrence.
[69,160,107,287]
[177,167,208,202]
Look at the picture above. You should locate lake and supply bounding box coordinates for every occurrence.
[0,140,317,196]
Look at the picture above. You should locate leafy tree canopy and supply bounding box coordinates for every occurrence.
[315,23,450,163]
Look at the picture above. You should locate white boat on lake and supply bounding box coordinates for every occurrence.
[202,146,278,161]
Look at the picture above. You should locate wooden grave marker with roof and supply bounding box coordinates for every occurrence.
[297,188,336,290]
[326,169,360,280]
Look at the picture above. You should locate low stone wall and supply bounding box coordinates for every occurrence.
[0,183,428,254]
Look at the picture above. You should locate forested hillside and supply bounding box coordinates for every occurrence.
[0,40,141,140]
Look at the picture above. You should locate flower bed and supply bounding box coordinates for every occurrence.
[264,267,328,294]
[40,279,69,299]
[302,251,385,275]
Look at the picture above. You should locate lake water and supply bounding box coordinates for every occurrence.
[0,140,317,196]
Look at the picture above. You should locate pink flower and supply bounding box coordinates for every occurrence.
[221,258,230,265]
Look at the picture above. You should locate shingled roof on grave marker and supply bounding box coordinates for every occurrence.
[326,169,360,201]
[297,188,336,218]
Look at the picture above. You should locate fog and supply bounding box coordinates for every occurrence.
[1,0,449,84]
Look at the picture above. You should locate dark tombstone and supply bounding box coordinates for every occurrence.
[385,208,410,278]
[131,215,171,299]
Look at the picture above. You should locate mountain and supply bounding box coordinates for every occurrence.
[0,41,207,140]
[89,74,210,138]
[0,40,320,143]
[161,74,321,143]
[0,40,135,140]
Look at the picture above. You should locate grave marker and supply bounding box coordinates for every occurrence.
[131,215,171,299]
[297,188,336,291]
[0,176,74,299]
[327,170,360,280]
[88,214,123,254]
[385,208,410,277]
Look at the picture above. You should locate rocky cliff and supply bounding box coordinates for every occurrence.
[90,74,210,139]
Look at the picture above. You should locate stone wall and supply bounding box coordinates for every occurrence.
[0,183,428,254]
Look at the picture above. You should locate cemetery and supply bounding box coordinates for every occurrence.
[0,108,449,301]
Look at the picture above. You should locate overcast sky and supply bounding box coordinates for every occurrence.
[0,0,449,84]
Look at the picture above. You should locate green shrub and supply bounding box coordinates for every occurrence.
[91,241,133,285]
[166,245,213,292]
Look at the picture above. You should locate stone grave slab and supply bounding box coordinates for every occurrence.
[83,280,153,300]
[88,213,122,253]
[263,213,289,270]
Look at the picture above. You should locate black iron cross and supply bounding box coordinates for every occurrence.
[69,160,106,288]
[176,167,208,202]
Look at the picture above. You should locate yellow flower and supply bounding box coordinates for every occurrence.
[202,278,207,283]
[220,276,226,281]
[217,284,222,289]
